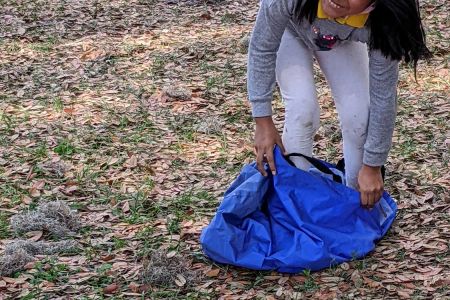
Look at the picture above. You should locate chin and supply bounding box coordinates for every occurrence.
[322,3,345,18]
[323,9,342,18]
[325,11,342,18]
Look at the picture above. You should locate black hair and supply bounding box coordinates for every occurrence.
[294,0,431,69]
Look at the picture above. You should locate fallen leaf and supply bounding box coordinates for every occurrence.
[29,187,41,197]
[166,250,177,258]
[175,274,187,286]
[2,277,27,284]
[108,158,119,165]
[205,269,220,277]
[129,282,140,293]
[64,105,76,114]
[122,201,130,213]
[17,27,26,35]
[24,262,36,270]
[397,289,412,299]
[80,48,107,61]
[101,254,115,262]
[124,155,138,168]
[21,195,32,205]
[26,230,43,242]
[103,283,118,294]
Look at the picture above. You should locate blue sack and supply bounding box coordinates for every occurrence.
[200,146,397,273]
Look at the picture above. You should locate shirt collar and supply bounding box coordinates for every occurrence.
[317,0,374,28]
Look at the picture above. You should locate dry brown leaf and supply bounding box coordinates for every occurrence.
[108,158,119,166]
[101,254,115,262]
[397,290,412,299]
[122,201,130,213]
[26,230,43,242]
[80,49,107,61]
[103,283,119,294]
[128,282,140,293]
[21,195,32,205]
[124,155,138,169]
[205,269,220,277]
[363,276,383,289]
[2,277,27,284]
[166,250,177,258]
[29,187,40,198]
[175,274,187,287]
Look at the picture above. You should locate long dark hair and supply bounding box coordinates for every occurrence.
[294,0,431,68]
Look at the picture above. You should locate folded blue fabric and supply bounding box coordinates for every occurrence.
[200,146,397,273]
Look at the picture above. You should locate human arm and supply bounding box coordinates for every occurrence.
[359,49,399,208]
[247,0,296,174]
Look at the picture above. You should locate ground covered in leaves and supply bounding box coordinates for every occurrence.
[0,0,449,299]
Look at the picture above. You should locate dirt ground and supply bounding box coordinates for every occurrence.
[0,0,449,299]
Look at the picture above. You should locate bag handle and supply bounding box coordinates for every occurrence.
[283,153,343,184]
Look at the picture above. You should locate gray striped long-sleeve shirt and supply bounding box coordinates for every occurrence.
[247,0,399,167]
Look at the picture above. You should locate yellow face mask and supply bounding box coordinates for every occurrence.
[317,0,371,28]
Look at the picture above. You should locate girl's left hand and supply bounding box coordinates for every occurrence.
[357,165,384,209]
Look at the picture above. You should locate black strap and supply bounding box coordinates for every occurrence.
[336,158,386,182]
[283,153,342,184]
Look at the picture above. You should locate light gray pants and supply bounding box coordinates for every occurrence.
[275,30,370,188]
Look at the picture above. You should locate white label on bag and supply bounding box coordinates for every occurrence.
[377,197,393,225]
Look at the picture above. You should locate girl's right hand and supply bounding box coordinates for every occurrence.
[254,116,286,176]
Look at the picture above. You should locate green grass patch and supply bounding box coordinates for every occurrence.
[54,139,76,157]
[112,236,127,250]
[0,213,10,239]
[30,259,70,286]
[84,263,114,288]
[29,37,58,53]
[4,41,21,53]
[135,226,167,257]
[221,12,238,24]
[122,43,147,55]
[0,183,23,207]
[150,53,177,77]
[399,138,417,159]
[26,141,49,161]
[168,114,197,142]
[0,111,17,132]
[295,269,318,293]
[53,97,64,112]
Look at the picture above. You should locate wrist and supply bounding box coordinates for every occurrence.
[254,116,274,126]
[362,164,382,172]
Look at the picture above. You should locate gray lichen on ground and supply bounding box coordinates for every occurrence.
[10,201,80,237]
[5,240,80,256]
[0,248,35,277]
[38,160,68,178]
[162,85,192,101]
[239,32,250,52]
[141,249,201,288]
[0,201,81,277]
[194,116,225,134]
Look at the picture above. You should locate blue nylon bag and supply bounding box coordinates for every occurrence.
[200,146,397,273]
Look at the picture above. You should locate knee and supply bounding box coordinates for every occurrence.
[285,100,320,133]
[339,99,369,141]
[341,115,368,145]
